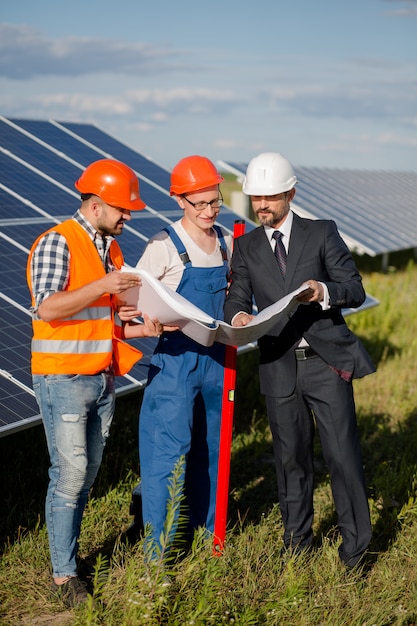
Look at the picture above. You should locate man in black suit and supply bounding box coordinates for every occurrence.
[224,152,375,568]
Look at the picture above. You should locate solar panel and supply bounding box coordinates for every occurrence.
[218,160,417,257]
[0,117,252,437]
[59,121,172,190]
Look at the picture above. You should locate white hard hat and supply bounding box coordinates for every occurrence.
[242,152,297,195]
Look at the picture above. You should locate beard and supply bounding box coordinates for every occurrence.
[256,206,289,228]
[98,219,125,237]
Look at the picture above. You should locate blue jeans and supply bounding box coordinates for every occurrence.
[33,371,115,578]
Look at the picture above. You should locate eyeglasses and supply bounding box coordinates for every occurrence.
[182,192,223,211]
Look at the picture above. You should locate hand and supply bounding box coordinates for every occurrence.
[140,314,179,337]
[296,280,323,303]
[141,314,165,337]
[232,312,254,327]
[101,271,141,295]
[117,304,142,322]
[122,312,180,339]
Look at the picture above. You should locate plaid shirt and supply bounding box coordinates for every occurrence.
[30,210,114,315]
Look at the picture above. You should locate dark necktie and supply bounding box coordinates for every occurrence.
[272,230,287,276]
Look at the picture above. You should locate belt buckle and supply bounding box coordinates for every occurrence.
[295,347,308,361]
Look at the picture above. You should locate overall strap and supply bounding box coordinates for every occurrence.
[212,225,228,263]
[163,226,191,267]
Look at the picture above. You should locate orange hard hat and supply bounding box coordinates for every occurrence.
[169,155,224,196]
[75,159,146,211]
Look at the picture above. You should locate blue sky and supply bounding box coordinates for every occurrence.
[1,0,416,172]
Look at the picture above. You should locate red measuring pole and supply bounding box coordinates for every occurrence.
[213,219,246,556]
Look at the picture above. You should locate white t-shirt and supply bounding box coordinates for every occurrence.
[136,220,233,291]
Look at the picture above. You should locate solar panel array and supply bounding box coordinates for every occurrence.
[0,117,252,437]
[219,161,417,257]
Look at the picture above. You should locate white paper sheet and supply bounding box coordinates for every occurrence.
[120,266,310,347]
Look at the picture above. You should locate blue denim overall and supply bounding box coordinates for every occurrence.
[139,225,228,554]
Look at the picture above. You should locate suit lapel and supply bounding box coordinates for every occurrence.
[285,213,309,287]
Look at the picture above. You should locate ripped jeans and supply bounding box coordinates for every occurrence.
[33,371,115,578]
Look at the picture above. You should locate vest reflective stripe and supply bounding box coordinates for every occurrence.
[60,307,112,322]
[31,338,113,354]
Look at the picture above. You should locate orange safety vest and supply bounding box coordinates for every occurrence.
[27,219,142,376]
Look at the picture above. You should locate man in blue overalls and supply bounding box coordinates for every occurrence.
[134,156,232,558]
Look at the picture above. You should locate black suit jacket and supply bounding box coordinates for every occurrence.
[224,213,376,396]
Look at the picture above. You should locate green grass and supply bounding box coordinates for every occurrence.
[2,259,417,625]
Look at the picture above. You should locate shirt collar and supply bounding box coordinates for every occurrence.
[72,209,115,245]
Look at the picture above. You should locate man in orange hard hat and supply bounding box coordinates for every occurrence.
[124,155,232,559]
[27,159,171,607]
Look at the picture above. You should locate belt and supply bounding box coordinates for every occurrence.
[295,347,319,361]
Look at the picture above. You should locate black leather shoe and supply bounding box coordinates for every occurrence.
[51,576,89,608]
[342,551,376,574]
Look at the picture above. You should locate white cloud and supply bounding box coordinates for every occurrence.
[376,132,417,146]
[382,0,417,16]
[126,87,238,109]
[29,92,134,115]
[214,138,241,149]
[0,85,243,127]
[0,23,188,79]
[261,73,417,121]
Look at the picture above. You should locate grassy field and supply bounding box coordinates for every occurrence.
[1,254,417,625]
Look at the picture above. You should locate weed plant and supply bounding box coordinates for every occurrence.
[1,260,417,625]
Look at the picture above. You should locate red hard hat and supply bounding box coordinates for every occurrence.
[75,159,146,211]
[170,155,224,196]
